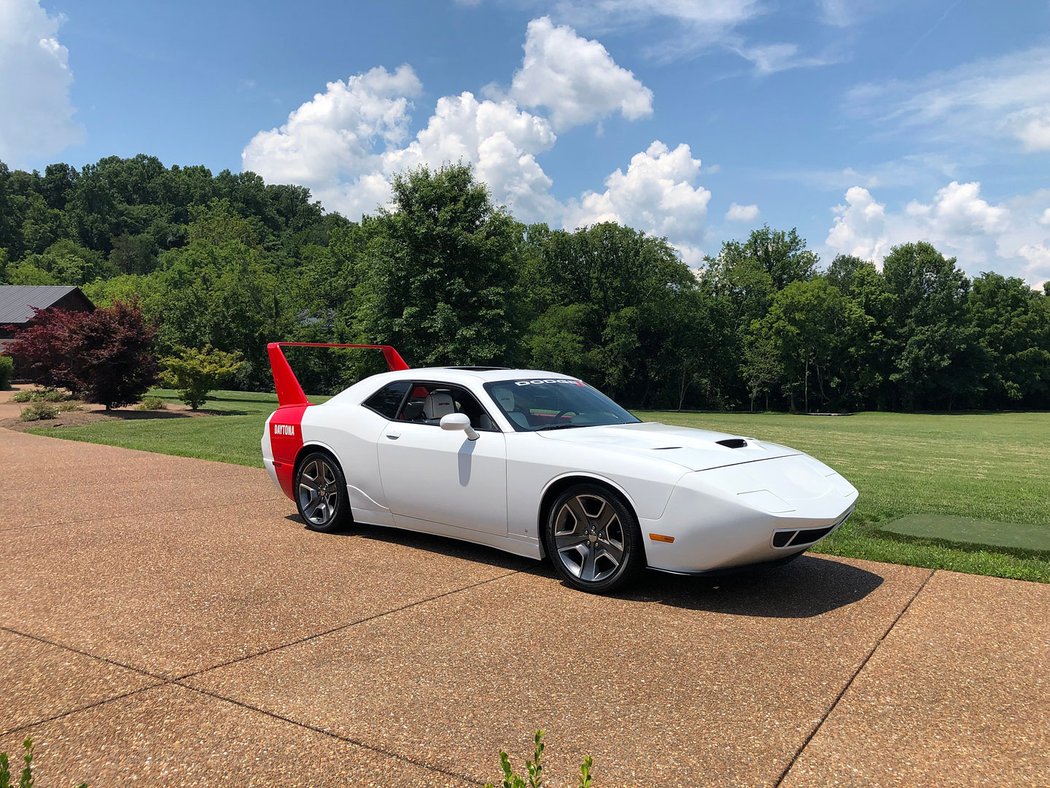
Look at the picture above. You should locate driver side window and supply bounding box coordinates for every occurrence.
[395,383,499,432]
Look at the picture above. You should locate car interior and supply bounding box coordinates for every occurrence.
[397,384,497,431]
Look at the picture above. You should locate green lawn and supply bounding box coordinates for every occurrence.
[29,389,300,466]
[29,391,1050,582]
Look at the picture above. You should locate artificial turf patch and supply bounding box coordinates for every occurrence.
[877,514,1050,553]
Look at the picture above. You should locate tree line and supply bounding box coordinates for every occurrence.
[2,155,1048,411]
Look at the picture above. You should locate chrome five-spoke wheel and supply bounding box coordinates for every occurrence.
[546,483,643,593]
[294,452,350,533]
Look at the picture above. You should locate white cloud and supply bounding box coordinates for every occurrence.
[846,46,1050,155]
[826,186,892,263]
[1010,106,1050,152]
[565,141,711,264]
[553,0,762,36]
[550,0,836,75]
[383,91,559,221]
[824,181,1050,286]
[241,20,715,261]
[509,17,652,131]
[906,181,1007,236]
[243,18,667,224]
[1016,243,1050,286]
[0,0,82,165]
[725,203,759,222]
[731,42,839,76]
[242,65,422,217]
[817,0,855,27]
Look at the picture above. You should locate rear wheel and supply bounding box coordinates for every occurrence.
[295,452,351,533]
[545,484,644,594]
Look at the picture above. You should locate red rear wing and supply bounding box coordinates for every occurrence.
[266,342,410,407]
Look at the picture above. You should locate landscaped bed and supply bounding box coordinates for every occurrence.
[22,388,1050,583]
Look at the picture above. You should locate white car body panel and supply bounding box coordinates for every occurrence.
[262,365,859,574]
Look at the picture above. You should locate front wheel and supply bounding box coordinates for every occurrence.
[294,452,351,533]
[545,484,644,593]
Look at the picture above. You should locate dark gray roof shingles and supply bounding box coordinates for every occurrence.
[0,285,82,325]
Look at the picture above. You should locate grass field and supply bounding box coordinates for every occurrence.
[29,389,1050,582]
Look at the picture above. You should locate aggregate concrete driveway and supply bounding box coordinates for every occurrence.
[1,422,1047,785]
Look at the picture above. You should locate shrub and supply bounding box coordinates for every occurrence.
[8,301,158,410]
[136,395,167,410]
[486,731,593,788]
[13,388,71,403]
[56,401,83,413]
[0,355,12,389]
[161,345,245,410]
[19,402,59,421]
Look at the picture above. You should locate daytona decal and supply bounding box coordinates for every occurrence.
[273,423,296,436]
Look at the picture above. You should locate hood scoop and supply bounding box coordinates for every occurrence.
[716,438,748,449]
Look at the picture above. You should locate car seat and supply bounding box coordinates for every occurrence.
[493,387,531,429]
[423,391,456,423]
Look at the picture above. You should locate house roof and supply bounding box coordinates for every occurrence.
[0,285,92,325]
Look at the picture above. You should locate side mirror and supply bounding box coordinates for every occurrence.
[439,412,480,441]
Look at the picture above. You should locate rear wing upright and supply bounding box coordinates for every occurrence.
[266,342,410,407]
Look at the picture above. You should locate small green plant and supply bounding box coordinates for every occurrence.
[0,355,12,390]
[0,738,86,788]
[161,345,245,410]
[19,402,59,421]
[0,737,35,788]
[486,731,593,788]
[55,401,83,413]
[136,395,168,410]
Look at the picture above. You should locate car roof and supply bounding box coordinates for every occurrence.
[326,367,578,404]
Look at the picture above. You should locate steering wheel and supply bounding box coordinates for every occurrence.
[554,409,578,420]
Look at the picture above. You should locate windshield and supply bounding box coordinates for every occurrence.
[484,379,640,432]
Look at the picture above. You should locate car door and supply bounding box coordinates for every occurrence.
[376,382,508,535]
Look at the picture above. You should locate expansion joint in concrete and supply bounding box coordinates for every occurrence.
[773,567,937,786]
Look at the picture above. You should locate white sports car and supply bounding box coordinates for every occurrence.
[262,343,858,593]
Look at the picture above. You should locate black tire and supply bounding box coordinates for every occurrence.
[294,451,352,533]
[545,483,644,594]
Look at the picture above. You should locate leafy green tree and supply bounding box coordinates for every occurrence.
[882,242,984,409]
[525,222,697,402]
[13,239,114,285]
[161,345,246,409]
[826,255,895,407]
[152,204,285,388]
[710,226,818,292]
[748,277,870,411]
[968,272,1050,406]
[109,232,159,274]
[355,164,522,366]
[6,261,59,285]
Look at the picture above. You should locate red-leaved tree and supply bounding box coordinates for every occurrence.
[9,301,159,409]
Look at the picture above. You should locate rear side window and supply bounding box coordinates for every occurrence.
[395,382,499,431]
[363,381,410,419]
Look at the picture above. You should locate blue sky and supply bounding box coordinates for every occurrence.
[3,0,1050,284]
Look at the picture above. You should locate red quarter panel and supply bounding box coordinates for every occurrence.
[269,404,308,499]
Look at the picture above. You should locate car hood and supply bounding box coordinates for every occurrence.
[535,421,799,471]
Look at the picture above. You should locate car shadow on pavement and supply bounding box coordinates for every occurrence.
[285,515,883,619]
[285,515,542,572]
[625,556,886,619]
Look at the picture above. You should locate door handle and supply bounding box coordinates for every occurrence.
[385,431,401,440]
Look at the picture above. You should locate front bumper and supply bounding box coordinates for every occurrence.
[640,455,858,574]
